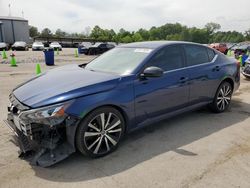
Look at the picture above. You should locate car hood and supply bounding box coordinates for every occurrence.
[13,64,121,108]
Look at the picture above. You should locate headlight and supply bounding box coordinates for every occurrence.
[19,101,72,126]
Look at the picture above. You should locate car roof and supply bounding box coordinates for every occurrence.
[119,41,202,49]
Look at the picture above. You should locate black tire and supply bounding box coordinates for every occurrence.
[76,107,125,158]
[209,82,233,113]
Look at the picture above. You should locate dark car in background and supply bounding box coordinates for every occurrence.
[78,42,93,54]
[87,42,115,55]
[11,41,29,51]
[0,42,10,51]
[4,41,240,167]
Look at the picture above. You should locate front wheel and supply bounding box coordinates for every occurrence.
[76,107,125,158]
[209,82,233,113]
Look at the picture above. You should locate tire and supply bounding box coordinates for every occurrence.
[76,107,125,158]
[209,82,233,113]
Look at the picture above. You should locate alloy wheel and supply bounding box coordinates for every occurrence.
[83,112,123,155]
[216,84,232,111]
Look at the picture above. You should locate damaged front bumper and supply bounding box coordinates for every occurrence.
[4,95,80,167]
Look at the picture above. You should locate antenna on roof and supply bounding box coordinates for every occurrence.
[8,4,11,16]
[22,10,24,18]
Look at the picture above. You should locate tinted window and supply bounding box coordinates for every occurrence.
[184,45,209,66]
[147,45,184,71]
[207,48,216,61]
[99,44,107,48]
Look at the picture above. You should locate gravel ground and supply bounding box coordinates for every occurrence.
[0,49,250,188]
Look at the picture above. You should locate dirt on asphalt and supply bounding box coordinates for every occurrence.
[0,49,250,188]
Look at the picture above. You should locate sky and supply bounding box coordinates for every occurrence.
[0,0,250,34]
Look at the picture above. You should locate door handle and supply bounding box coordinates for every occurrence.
[179,77,189,83]
[212,66,220,72]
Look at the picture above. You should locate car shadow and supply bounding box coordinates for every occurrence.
[32,99,250,182]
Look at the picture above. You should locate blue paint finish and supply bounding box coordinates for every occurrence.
[12,41,240,135]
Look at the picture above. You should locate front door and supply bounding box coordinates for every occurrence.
[134,45,189,125]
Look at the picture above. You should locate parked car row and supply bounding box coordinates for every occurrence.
[1,41,115,55]
[78,42,116,55]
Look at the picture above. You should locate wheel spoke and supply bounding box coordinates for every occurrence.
[224,97,231,100]
[88,123,100,132]
[220,88,224,96]
[217,99,223,105]
[100,113,105,131]
[223,86,227,96]
[104,136,110,151]
[225,99,229,105]
[106,120,121,131]
[85,132,101,137]
[87,136,101,150]
[225,89,231,96]
[222,100,225,110]
[105,113,112,129]
[94,136,103,154]
[105,134,117,146]
[108,128,122,133]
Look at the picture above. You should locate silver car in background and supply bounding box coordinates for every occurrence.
[0,42,9,51]
[49,42,62,51]
[32,42,44,51]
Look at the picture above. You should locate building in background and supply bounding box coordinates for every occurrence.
[0,16,29,44]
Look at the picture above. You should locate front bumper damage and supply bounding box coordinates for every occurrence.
[4,95,79,167]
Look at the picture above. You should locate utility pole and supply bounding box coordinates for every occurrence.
[8,4,11,16]
[22,10,24,18]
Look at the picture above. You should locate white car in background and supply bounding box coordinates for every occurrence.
[0,42,9,51]
[32,42,44,51]
[49,42,62,51]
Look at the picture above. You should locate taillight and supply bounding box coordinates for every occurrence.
[236,60,241,68]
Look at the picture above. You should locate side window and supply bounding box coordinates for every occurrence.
[207,48,216,62]
[99,44,106,48]
[147,45,184,71]
[184,45,209,66]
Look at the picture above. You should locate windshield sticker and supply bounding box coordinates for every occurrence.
[134,49,152,53]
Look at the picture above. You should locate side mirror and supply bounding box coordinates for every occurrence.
[141,66,164,78]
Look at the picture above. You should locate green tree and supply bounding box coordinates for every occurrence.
[40,28,52,37]
[245,29,250,40]
[121,35,133,43]
[29,26,39,37]
[132,33,143,42]
[55,29,67,37]
[205,22,221,35]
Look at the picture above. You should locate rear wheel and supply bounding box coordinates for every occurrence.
[76,107,125,158]
[210,82,233,113]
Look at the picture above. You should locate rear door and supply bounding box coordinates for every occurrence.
[183,44,220,105]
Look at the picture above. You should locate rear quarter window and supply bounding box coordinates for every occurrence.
[207,48,216,62]
[184,45,209,66]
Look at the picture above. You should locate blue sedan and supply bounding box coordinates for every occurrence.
[5,41,240,167]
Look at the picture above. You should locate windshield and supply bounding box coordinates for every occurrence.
[85,47,153,75]
[14,42,25,46]
[34,42,43,45]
